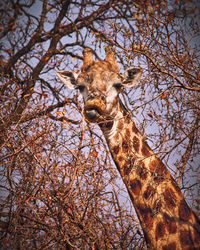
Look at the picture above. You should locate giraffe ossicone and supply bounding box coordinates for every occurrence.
[56,46,200,249]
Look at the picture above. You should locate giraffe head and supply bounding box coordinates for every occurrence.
[56,47,142,124]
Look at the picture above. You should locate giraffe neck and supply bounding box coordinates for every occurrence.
[100,107,200,249]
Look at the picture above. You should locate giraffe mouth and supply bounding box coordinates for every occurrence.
[84,98,106,122]
[85,108,99,120]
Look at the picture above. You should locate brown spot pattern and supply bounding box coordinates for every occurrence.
[123,158,135,176]
[138,205,154,229]
[122,141,129,153]
[162,242,176,250]
[130,179,141,196]
[133,136,140,153]
[180,229,193,247]
[179,199,192,221]
[149,158,158,172]
[163,188,176,209]
[141,141,151,157]
[118,156,123,162]
[123,165,131,176]
[149,159,166,183]
[143,186,156,200]
[113,145,120,155]
[136,162,148,180]
[125,128,130,138]
[156,221,165,240]
[163,213,177,234]
[132,123,139,134]
[149,158,165,173]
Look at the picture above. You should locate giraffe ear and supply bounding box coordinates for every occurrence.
[122,68,142,87]
[56,70,78,89]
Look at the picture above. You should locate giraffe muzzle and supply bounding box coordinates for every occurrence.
[84,98,106,122]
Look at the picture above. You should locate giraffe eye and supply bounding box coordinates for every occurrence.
[76,85,85,92]
[113,83,122,90]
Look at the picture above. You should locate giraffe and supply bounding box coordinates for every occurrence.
[56,47,200,249]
